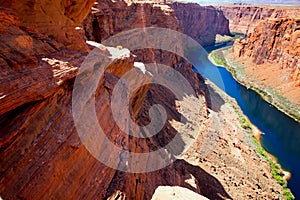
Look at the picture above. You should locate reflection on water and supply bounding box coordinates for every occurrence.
[190,43,300,198]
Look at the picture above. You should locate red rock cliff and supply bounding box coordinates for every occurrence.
[226,17,300,121]
[0,0,95,50]
[84,0,231,46]
[84,0,179,42]
[0,0,287,199]
[220,6,300,34]
[171,3,231,45]
[233,18,300,86]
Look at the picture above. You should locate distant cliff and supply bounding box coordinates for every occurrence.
[224,17,300,122]
[171,3,231,45]
[219,6,300,34]
[84,0,231,46]
[233,18,300,86]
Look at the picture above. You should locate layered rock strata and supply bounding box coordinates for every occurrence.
[84,0,231,46]
[0,0,95,50]
[228,18,300,120]
[220,6,300,34]
[0,0,288,199]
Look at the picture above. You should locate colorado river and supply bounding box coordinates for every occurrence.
[190,42,300,198]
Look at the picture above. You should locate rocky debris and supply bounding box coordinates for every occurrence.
[219,6,300,34]
[183,80,285,199]
[151,186,209,200]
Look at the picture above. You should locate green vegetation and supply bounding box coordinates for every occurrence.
[215,33,244,44]
[209,49,228,66]
[241,117,251,129]
[226,88,295,200]
[211,47,300,123]
[270,89,300,122]
[224,85,295,199]
[211,41,296,200]
[230,102,252,130]
[252,137,295,200]
[284,188,296,200]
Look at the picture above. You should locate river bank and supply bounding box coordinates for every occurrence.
[209,47,300,123]
[207,46,297,199]
[203,79,294,200]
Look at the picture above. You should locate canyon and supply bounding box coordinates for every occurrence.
[83,0,231,45]
[0,0,293,199]
[224,16,300,122]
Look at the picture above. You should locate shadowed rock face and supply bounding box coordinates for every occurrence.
[84,0,231,46]
[171,3,231,45]
[83,0,180,42]
[0,0,287,199]
[0,1,226,199]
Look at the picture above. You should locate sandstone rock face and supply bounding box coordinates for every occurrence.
[228,17,300,121]
[0,8,85,115]
[233,18,300,86]
[171,3,231,45]
[0,0,95,50]
[84,0,231,46]
[0,0,286,199]
[0,9,57,71]
[151,186,209,200]
[220,6,300,34]
[83,0,179,42]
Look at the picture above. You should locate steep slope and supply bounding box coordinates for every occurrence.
[0,0,287,199]
[84,0,231,46]
[0,0,95,50]
[170,3,231,45]
[219,6,300,34]
[226,18,300,121]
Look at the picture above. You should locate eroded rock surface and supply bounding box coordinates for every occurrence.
[171,3,231,45]
[0,0,287,199]
[84,0,231,46]
[0,0,95,50]
[230,18,300,114]
[219,6,300,34]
